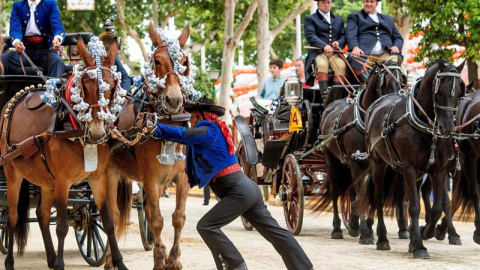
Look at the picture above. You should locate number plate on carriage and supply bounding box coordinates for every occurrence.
[84,144,98,172]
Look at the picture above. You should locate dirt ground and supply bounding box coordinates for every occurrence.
[8,195,480,270]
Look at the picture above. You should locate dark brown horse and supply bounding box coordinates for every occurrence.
[449,84,480,245]
[315,61,407,244]
[107,23,192,270]
[0,37,129,270]
[361,59,465,258]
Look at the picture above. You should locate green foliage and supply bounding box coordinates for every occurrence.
[194,70,216,100]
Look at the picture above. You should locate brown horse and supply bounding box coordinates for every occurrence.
[0,37,129,270]
[449,84,480,245]
[107,23,191,270]
[315,61,407,244]
[361,59,465,258]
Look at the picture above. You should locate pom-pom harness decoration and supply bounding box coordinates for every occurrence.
[144,28,201,108]
[41,36,127,124]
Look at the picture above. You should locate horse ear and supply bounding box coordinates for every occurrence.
[76,34,95,67]
[466,81,474,93]
[456,60,466,73]
[437,58,445,70]
[178,24,190,49]
[149,22,164,48]
[102,37,118,68]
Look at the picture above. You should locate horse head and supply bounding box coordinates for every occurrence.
[73,36,126,142]
[361,60,406,108]
[146,23,196,114]
[421,59,465,136]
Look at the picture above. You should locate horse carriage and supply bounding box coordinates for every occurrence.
[235,71,362,235]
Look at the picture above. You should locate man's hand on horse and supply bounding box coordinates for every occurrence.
[14,42,25,53]
[52,37,62,50]
[351,47,364,58]
[390,46,400,54]
[135,112,158,135]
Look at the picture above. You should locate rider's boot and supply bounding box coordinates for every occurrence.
[353,68,370,83]
[316,72,329,109]
[324,75,346,107]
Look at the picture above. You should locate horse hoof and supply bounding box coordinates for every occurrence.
[398,230,410,239]
[331,231,343,239]
[474,232,480,245]
[408,243,414,253]
[348,228,360,238]
[420,226,432,240]
[434,225,447,241]
[166,261,183,270]
[413,249,430,259]
[376,241,391,250]
[448,236,462,245]
[359,236,374,245]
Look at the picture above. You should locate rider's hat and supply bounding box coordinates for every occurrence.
[184,97,225,117]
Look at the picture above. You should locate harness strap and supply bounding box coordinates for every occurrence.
[33,135,55,179]
[60,97,85,130]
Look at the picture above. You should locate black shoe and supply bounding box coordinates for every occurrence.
[203,202,209,206]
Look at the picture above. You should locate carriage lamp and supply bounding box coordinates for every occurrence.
[284,74,303,106]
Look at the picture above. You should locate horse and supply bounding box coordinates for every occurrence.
[0,36,130,270]
[449,83,480,245]
[314,60,407,244]
[361,59,465,258]
[107,23,194,270]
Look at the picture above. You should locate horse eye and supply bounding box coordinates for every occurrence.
[155,60,161,66]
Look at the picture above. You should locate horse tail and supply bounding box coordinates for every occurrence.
[451,167,474,221]
[381,167,402,218]
[116,175,132,238]
[15,180,30,256]
[356,169,374,217]
[310,164,352,213]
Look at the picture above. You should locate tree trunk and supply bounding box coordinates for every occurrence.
[395,15,411,62]
[218,0,258,124]
[256,0,271,96]
[152,0,159,28]
[116,0,148,61]
[467,58,479,88]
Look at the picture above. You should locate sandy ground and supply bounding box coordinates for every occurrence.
[7,195,480,270]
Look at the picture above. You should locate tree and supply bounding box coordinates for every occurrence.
[390,0,480,88]
[256,0,313,94]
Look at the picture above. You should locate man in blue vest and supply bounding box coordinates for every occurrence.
[1,0,65,78]
[346,0,403,82]
[304,0,346,106]
[136,97,313,270]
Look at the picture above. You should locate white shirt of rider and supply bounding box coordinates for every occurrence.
[26,0,42,37]
[320,11,331,24]
[369,12,383,55]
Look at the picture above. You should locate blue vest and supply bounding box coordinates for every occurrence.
[153,121,238,188]
[10,0,66,48]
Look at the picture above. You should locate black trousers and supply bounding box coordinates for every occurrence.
[197,171,313,270]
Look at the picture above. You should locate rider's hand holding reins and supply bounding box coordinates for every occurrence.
[324,44,334,53]
[390,46,400,54]
[351,46,364,58]
[52,37,62,50]
[14,41,25,53]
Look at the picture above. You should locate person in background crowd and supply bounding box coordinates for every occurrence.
[1,0,65,78]
[258,59,286,100]
[304,0,346,105]
[346,0,403,82]
[136,97,314,270]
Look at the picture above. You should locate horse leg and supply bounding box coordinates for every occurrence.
[53,182,70,270]
[394,172,409,239]
[441,184,461,245]
[4,172,23,270]
[371,162,390,251]
[462,155,480,244]
[144,180,168,270]
[324,151,343,239]
[166,175,189,270]
[403,167,429,258]
[88,177,128,270]
[422,172,446,240]
[36,187,57,268]
[420,176,432,225]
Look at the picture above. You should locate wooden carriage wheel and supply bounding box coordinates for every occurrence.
[0,208,8,254]
[281,154,304,235]
[236,143,257,231]
[74,204,107,267]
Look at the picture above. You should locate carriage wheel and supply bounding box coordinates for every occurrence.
[281,154,304,235]
[74,204,107,267]
[236,143,257,231]
[340,189,352,230]
[137,187,154,251]
[0,208,8,254]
